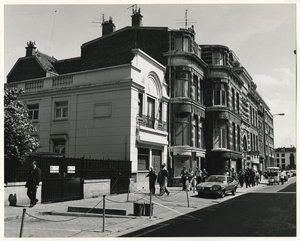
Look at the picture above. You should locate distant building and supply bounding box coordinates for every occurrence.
[5,7,275,187]
[275,147,296,169]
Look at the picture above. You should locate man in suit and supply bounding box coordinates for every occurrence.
[25,161,41,207]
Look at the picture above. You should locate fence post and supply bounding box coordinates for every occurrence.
[149,192,152,219]
[103,195,106,232]
[19,208,26,237]
[186,189,190,208]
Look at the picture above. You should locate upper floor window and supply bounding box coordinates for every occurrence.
[175,112,190,146]
[236,93,240,113]
[213,83,226,106]
[27,104,39,121]
[213,52,226,65]
[213,119,227,149]
[55,101,68,119]
[138,93,143,117]
[147,97,155,119]
[169,35,175,51]
[232,88,235,111]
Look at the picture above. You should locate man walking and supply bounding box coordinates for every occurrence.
[158,163,170,196]
[25,161,41,207]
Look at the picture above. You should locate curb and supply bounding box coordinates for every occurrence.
[40,211,159,219]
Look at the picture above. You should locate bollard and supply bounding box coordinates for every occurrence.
[186,189,190,208]
[103,195,106,233]
[127,177,130,202]
[19,208,26,237]
[149,192,152,219]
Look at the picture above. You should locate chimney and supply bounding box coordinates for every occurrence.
[131,7,143,27]
[102,16,115,36]
[26,41,36,57]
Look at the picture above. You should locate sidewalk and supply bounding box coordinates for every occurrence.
[4,178,271,237]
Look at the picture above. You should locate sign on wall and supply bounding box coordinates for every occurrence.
[50,165,59,173]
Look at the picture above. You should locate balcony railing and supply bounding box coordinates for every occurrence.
[136,115,167,132]
[25,79,44,91]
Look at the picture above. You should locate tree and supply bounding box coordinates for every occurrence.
[4,88,40,166]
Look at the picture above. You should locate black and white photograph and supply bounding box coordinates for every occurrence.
[3,1,297,238]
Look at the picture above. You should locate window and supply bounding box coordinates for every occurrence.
[236,93,240,113]
[138,148,149,171]
[212,52,224,65]
[138,93,143,116]
[213,120,227,149]
[232,123,236,151]
[232,88,235,111]
[199,78,204,104]
[27,104,39,120]
[147,97,155,118]
[55,101,68,119]
[53,140,66,154]
[281,153,285,157]
[213,83,226,106]
[169,35,175,51]
[276,153,279,157]
[237,125,240,152]
[175,113,190,146]
[158,102,162,121]
[175,70,189,97]
[193,115,199,147]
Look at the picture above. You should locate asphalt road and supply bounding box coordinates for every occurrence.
[122,181,296,237]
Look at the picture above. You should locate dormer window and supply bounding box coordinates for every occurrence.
[212,52,226,66]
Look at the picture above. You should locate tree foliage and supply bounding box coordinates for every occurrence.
[4,88,40,164]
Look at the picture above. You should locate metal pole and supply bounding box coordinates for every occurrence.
[19,208,26,237]
[149,191,152,219]
[102,195,106,233]
[127,177,130,202]
[186,189,190,207]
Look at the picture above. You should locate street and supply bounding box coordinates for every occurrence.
[122,180,296,237]
[4,178,296,237]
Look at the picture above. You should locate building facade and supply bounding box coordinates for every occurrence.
[5,8,274,187]
[275,147,296,170]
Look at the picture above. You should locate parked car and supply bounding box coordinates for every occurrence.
[282,171,289,181]
[290,170,296,177]
[196,175,238,198]
[286,171,293,178]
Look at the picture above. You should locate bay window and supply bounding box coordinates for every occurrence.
[213,120,227,149]
[213,83,226,106]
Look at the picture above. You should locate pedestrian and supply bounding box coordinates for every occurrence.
[250,168,256,187]
[238,169,245,187]
[245,168,250,188]
[145,166,157,194]
[224,167,230,176]
[280,170,285,185]
[255,171,260,185]
[187,167,194,191]
[258,169,263,181]
[231,168,237,181]
[158,163,170,196]
[25,161,41,207]
[195,166,202,184]
[202,168,208,182]
[180,166,188,191]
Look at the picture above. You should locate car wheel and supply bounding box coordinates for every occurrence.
[232,187,237,196]
[220,190,225,198]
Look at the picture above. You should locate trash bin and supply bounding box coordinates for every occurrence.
[144,202,154,216]
[133,202,144,216]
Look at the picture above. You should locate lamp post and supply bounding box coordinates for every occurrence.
[273,113,285,117]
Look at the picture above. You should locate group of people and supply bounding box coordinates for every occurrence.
[145,163,170,196]
[237,167,262,188]
[145,164,209,195]
[180,166,208,191]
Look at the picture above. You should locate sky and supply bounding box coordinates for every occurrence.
[2,1,297,149]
